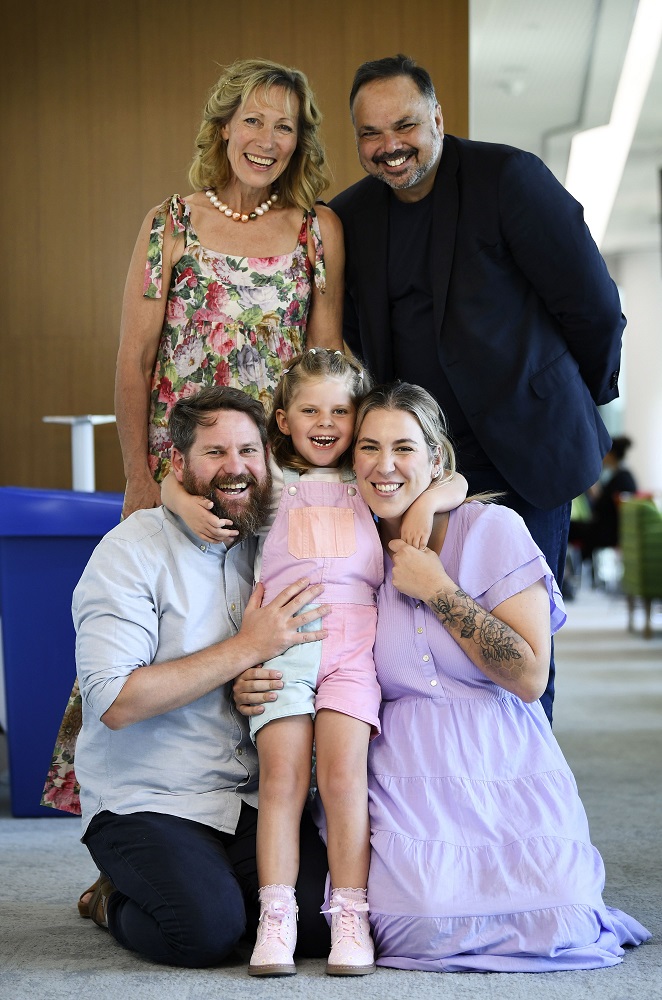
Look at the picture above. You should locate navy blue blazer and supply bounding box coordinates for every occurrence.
[329,134,624,510]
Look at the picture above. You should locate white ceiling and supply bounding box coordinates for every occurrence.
[470,0,662,256]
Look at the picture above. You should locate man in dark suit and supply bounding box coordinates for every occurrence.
[330,55,624,723]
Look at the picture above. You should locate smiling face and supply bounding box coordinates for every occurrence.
[354,407,442,528]
[352,75,443,201]
[172,409,272,541]
[221,85,299,191]
[276,376,357,469]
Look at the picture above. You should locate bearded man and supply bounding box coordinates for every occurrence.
[74,386,330,967]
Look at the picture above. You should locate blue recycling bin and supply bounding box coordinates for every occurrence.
[0,487,123,816]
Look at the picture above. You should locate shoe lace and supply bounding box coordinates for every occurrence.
[323,895,369,942]
[259,899,297,941]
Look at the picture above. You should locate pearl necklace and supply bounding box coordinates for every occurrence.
[204,187,278,223]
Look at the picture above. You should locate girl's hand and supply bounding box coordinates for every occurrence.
[401,473,468,548]
[184,496,240,545]
[400,506,434,549]
[387,538,448,602]
[161,470,239,544]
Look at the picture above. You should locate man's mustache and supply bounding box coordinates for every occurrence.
[210,473,259,492]
[372,147,415,164]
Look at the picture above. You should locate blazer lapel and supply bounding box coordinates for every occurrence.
[431,136,460,336]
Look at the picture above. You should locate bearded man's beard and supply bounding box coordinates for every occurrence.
[181,466,272,542]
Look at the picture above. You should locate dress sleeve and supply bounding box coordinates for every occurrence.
[452,504,566,635]
[142,195,188,300]
[307,207,326,294]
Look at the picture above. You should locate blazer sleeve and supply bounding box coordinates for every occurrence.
[496,149,624,405]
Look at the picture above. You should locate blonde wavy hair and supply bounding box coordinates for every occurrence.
[188,58,330,211]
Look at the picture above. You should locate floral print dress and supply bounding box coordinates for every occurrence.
[146,194,326,483]
[41,195,326,814]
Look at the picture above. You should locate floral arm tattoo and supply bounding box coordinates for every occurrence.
[428,588,525,683]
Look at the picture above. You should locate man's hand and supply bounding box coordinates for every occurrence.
[234,579,330,667]
[99,578,328,730]
[233,666,284,716]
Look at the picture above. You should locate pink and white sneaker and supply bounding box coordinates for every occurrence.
[248,884,298,977]
[325,888,376,976]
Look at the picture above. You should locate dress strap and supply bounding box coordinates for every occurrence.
[302,207,326,294]
[142,195,190,300]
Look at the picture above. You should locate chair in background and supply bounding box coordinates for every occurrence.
[619,496,662,639]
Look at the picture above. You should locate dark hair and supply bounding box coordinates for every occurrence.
[268,349,372,472]
[349,54,437,114]
[169,386,268,456]
[610,435,633,462]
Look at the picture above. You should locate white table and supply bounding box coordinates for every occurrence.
[42,414,117,492]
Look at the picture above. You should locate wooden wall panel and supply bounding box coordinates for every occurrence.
[1,0,468,491]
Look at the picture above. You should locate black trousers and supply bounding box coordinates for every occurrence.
[84,802,329,967]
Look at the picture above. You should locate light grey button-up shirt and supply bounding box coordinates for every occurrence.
[74,505,259,836]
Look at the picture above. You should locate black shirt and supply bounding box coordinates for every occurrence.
[387,191,492,473]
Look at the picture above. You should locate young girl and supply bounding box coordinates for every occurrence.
[163,350,467,976]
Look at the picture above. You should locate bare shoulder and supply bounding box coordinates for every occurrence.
[313,203,343,238]
[312,204,344,261]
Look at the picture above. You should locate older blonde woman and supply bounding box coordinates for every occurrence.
[42,58,343,840]
[118,57,343,518]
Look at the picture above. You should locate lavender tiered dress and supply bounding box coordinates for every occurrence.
[368,501,650,972]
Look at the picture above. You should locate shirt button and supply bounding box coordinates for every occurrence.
[422,655,430,662]
[288,486,297,495]
[200,544,206,551]
[237,748,243,756]
[417,627,423,634]
[231,603,236,611]
[430,679,438,687]
[348,486,356,496]
[415,602,421,609]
